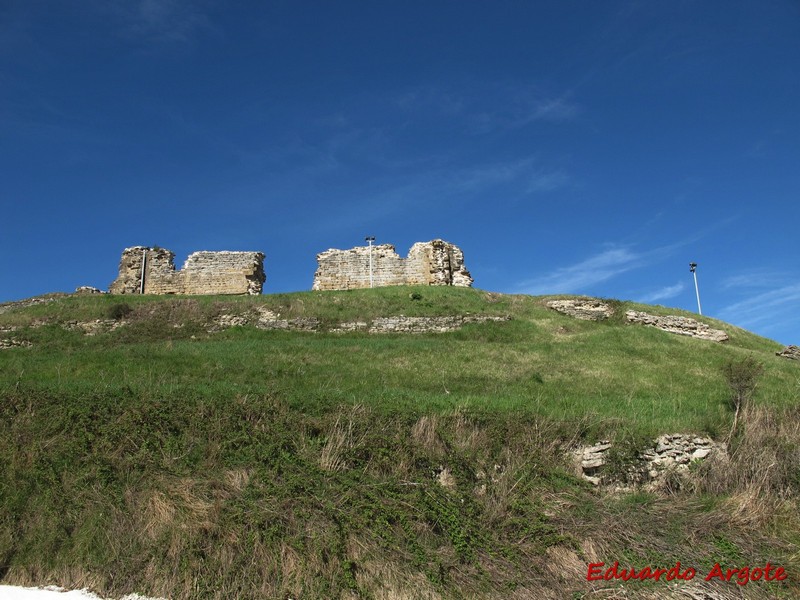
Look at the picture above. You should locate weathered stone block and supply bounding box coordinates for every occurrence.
[75,286,104,295]
[573,434,725,490]
[625,310,728,342]
[546,298,614,320]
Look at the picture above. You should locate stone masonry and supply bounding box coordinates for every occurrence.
[109,246,265,295]
[574,434,725,490]
[625,310,729,342]
[776,345,800,360]
[546,299,614,321]
[312,239,473,291]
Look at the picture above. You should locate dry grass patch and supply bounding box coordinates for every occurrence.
[412,415,445,456]
[320,405,367,472]
[698,404,800,502]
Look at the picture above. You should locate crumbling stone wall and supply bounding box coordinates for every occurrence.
[312,239,473,291]
[574,434,725,490]
[546,299,614,321]
[625,310,728,342]
[777,345,800,360]
[109,246,265,295]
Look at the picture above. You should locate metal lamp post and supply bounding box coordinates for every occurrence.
[689,262,701,315]
[140,248,147,294]
[365,236,375,288]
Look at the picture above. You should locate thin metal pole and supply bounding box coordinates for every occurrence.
[690,263,701,315]
[140,248,147,294]
[366,236,375,288]
[369,239,374,288]
[693,270,701,315]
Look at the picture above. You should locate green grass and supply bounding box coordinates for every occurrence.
[0,287,798,599]
[1,287,794,437]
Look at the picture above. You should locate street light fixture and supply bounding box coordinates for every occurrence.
[689,262,701,315]
[365,236,376,288]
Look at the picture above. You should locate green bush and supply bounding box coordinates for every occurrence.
[107,302,133,320]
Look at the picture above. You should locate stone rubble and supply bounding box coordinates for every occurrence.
[546,298,614,321]
[110,246,265,296]
[625,310,729,342]
[256,316,321,331]
[0,339,32,350]
[329,321,369,332]
[214,314,250,329]
[574,434,725,490]
[208,311,509,334]
[63,320,123,336]
[776,345,800,360]
[434,466,456,489]
[312,239,473,291]
[331,314,510,334]
[74,286,105,294]
[0,295,64,315]
[578,442,612,485]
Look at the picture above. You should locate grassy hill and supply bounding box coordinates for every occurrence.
[0,287,798,599]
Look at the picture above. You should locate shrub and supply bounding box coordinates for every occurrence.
[107,302,133,320]
[722,356,764,440]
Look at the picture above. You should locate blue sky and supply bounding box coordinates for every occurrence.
[2,1,798,344]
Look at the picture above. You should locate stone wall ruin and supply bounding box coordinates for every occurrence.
[546,299,614,321]
[109,246,265,295]
[625,310,729,342]
[545,298,730,343]
[574,434,726,490]
[777,345,800,360]
[312,239,473,291]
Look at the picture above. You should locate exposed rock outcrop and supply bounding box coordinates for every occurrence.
[625,310,729,342]
[574,434,725,490]
[0,339,32,350]
[312,239,472,291]
[63,320,122,336]
[546,299,614,321]
[331,315,510,334]
[776,345,800,360]
[0,295,65,315]
[208,310,508,334]
[75,286,105,295]
[110,246,265,296]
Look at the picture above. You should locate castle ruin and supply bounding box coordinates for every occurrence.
[312,239,472,291]
[109,246,265,295]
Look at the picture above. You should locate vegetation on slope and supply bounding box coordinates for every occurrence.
[0,287,798,599]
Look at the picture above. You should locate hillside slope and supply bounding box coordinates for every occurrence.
[0,288,798,599]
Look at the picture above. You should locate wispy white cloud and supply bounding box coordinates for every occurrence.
[393,87,465,116]
[525,169,569,193]
[718,283,800,331]
[516,247,642,295]
[469,94,579,134]
[451,158,569,195]
[106,0,212,43]
[299,156,569,234]
[513,226,708,297]
[637,281,685,304]
[393,83,579,134]
[720,271,787,290]
[520,97,580,123]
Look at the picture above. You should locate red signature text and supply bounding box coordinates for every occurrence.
[587,562,787,586]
